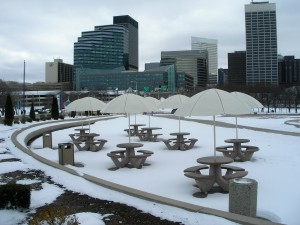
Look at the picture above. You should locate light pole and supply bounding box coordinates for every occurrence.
[22,60,25,116]
[131,81,137,94]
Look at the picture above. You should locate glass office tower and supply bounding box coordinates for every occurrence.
[245,2,278,86]
[114,15,139,71]
[74,15,138,90]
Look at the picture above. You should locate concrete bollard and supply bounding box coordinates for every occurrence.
[58,143,75,165]
[229,178,257,217]
[42,132,52,148]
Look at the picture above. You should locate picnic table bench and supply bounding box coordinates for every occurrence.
[163,137,198,151]
[71,133,107,151]
[137,133,162,142]
[107,143,153,169]
[184,156,248,193]
[216,144,259,162]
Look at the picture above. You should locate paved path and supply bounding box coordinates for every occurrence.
[155,114,300,137]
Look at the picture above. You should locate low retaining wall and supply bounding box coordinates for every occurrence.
[11,117,282,225]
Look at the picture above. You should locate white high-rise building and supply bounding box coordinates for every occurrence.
[191,37,218,86]
[245,1,278,86]
[45,59,73,83]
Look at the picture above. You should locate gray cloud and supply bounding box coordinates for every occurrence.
[0,0,299,82]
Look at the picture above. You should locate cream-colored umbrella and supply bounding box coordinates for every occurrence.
[102,93,154,142]
[230,92,264,138]
[65,97,106,131]
[231,92,263,109]
[65,97,106,112]
[145,96,160,127]
[158,94,189,109]
[175,89,253,156]
[158,94,190,132]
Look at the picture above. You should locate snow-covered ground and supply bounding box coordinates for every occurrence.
[1,111,300,225]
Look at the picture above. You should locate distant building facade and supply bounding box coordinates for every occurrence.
[160,50,208,88]
[278,56,300,85]
[191,37,218,86]
[228,51,246,85]
[74,15,138,90]
[76,65,176,94]
[245,1,278,86]
[45,59,73,83]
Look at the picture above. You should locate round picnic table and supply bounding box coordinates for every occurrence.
[74,128,90,135]
[197,156,234,192]
[117,142,143,156]
[129,124,146,135]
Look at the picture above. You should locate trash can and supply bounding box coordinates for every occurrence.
[43,132,52,148]
[58,143,74,165]
[229,178,257,217]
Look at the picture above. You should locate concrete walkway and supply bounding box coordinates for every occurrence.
[155,114,300,137]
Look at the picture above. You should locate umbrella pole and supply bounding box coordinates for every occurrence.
[148,114,151,127]
[88,111,90,133]
[235,116,238,138]
[179,117,181,132]
[213,115,216,157]
[128,113,131,143]
[135,114,136,124]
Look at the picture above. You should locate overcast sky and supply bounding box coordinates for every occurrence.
[0,0,299,83]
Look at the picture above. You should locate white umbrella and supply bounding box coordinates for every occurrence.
[145,97,160,127]
[158,94,190,109]
[145,96,160,109]
[102,93,154,142]
[158,94,190,132]
[65,97,106,131]
[65,97,106,112]
[175,89,253,156]
[230,92,264,138]
[231,92,264,109]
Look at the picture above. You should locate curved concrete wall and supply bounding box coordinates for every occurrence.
[11,117,282,225]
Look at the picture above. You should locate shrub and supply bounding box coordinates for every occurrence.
[27,118,33,123]
[29,101,36,121]
[4,94,14,126]
[51,97,59,120]
[21,116,27,124]
[40,115,46,121]
[14,118,20,124]
[28,205,79,225]
[0,184,31,209]
[70,111,76,118]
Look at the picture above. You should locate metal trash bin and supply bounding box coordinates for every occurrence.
[58,143,74,165]
[229,178,258,217]
[43,132,52,148]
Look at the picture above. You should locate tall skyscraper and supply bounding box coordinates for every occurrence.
[74,15,138,90]
[113,15,139,71]
[245,1,278,86]
[191,37,218,86]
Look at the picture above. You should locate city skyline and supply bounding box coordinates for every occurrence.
[0,0,299,82]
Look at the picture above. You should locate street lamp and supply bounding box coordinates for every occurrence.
[131,81,137,94]
[22,60,25,116]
